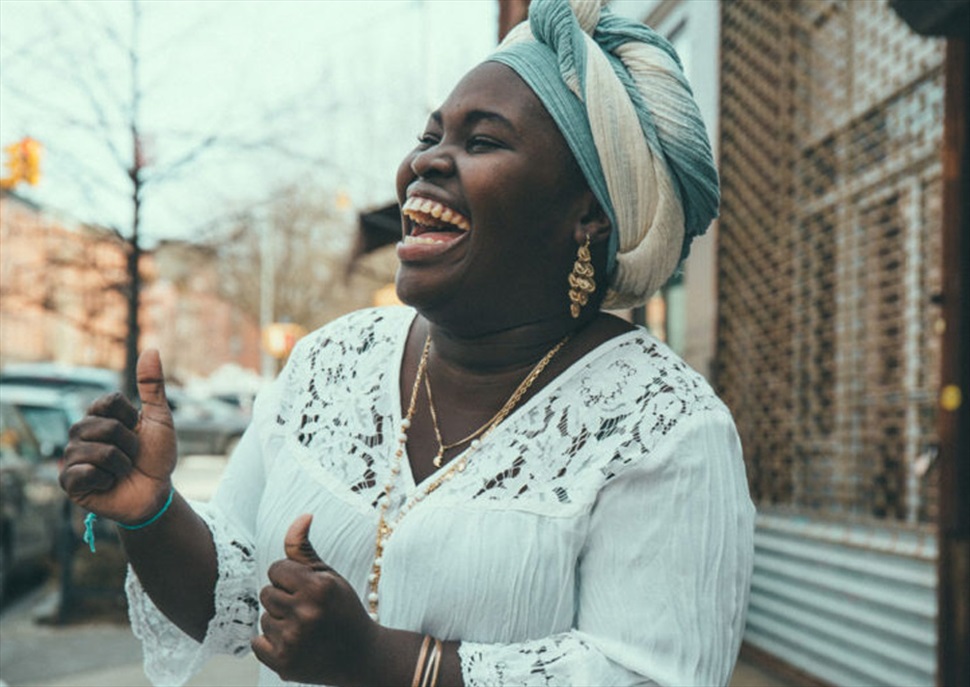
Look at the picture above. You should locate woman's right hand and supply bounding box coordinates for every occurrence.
[59,349,178,525]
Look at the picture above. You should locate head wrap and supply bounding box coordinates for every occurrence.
[486,0,719,308]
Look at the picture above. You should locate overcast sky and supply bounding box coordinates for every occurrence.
[0,0,499,242]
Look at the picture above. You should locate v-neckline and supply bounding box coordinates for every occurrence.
[385,309,643,493]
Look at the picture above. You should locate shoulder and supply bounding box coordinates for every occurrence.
[253,306,412,427]
[291,306,415,362]
[574,327,736,476]
[578,327,728,422]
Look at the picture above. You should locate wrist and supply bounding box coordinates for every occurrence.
[82,484,177,553]
[118,485,176,529]
[358,626,426,687]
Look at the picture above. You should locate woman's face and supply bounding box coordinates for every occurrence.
[394,61,591,334]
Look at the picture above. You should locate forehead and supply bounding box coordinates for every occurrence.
[438,62,560,139]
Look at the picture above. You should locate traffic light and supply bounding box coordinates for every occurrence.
[0,137,42,189]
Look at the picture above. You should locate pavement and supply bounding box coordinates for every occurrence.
[0,455,793,687]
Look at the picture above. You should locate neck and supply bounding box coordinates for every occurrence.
[424,315,580,376]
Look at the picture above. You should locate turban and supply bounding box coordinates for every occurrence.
[487,0,719,308]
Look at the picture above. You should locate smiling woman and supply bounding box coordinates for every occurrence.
[394,62,596,335]
[58,2,754,686]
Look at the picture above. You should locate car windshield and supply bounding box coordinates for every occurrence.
[0,404,42,461]
[17,405,71,448]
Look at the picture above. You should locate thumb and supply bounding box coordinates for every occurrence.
[133,349,177,480]
[136,348,172,424]
[284,513,325,567]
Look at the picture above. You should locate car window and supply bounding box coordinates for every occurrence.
[0,403,42,462]
[17,405,71,449]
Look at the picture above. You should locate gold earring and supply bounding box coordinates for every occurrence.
[568,235,596,319]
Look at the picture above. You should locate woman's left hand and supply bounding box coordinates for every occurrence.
[252,514,379,686]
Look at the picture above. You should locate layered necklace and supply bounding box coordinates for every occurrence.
[366,333,570,622]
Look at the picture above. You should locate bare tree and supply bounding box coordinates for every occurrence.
[213,185,361,334]
[0,2,222,396]
[0,1,347,396]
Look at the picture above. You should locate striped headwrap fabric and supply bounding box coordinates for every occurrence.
[487,0,719,308]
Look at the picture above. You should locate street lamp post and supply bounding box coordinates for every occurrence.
[259,210,276,381]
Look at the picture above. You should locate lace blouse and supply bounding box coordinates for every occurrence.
[126,306,755,687]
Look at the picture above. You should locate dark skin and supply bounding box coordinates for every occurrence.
[58,62,635,686]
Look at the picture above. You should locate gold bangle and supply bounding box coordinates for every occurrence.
[411,635,432,687]
[421,638,442,687]
[428,638,443,687]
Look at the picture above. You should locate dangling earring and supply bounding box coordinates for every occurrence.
[568,235,596,319]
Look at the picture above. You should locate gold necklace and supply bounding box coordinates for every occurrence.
[424,335,570,467]
[366,333,569,622]
[367,334,430,622]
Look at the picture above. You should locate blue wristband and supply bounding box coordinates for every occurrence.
[116,488,176,530]
[82,487,176,553]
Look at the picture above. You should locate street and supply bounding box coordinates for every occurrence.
[0,580,259,687]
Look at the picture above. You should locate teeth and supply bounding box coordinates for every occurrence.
[404,235,440,245]
[402,196,469,232]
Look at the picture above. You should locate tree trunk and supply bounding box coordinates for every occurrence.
[124,176,141,401]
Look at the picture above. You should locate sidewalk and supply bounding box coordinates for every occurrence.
[0,583,258,687]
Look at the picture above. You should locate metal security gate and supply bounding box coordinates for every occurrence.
[716,1,945,683]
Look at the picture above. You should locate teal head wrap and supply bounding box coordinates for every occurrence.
[487,0,719,307]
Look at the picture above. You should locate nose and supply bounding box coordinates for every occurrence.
[410,144,455,178]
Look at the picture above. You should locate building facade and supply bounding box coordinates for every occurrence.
[602,0,949,683]
[0,190,261,384]
[714,1,944,684]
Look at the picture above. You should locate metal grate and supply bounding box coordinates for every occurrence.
[717,0,945,525]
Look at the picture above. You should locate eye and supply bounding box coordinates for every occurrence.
[467,136,503,153]
[417,132,440,147]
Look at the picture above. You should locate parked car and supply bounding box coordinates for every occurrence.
[167,390,250,457]
[0,400,64,601]
[0,362,119,395]
[0,384,100,458]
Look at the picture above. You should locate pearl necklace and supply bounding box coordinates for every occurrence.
[366,333,569,622]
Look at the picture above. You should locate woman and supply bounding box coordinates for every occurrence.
[60,1,754,685]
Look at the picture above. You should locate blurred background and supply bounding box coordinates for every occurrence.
[0,1,967,687]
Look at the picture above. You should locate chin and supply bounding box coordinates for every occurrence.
[394,267,446,312]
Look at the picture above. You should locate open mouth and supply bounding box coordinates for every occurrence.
[401,196,470,244]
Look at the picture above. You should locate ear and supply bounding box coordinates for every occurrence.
[575,191,612,247]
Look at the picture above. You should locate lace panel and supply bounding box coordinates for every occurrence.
[263,307,726,517]
[126,501,258,686]
[459,632,638,687]
[263,308,407,510]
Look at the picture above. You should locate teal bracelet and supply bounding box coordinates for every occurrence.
[82,487,176,553]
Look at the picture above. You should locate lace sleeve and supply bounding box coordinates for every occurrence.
[460,631,649,686]
[459,409,755,687]
[125,500,259,687]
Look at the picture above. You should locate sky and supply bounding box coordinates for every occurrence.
[0,0,499,243]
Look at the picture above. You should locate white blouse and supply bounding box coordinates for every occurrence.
[126,306,755,687]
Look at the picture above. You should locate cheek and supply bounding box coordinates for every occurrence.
[489,179,573,240]
[395,153,417,202]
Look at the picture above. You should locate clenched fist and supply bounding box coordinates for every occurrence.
[59,349,177,525]
[252,514,381,686]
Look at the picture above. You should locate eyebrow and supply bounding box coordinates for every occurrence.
[430,109,520,136]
